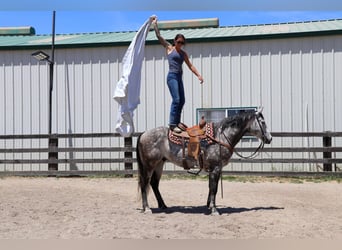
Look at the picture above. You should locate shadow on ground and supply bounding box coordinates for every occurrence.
[149,205,284,215]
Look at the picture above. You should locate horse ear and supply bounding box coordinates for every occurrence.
[256,106,264,114]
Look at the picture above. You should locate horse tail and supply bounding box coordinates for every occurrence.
[136,133,150,195]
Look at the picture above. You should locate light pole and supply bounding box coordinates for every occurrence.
[31,11,57,171]
[31,50,54,135]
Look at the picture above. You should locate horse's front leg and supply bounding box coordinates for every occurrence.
[207,166,221,215]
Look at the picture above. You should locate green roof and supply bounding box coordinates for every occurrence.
[1,19,342,50]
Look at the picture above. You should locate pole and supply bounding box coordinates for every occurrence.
[48,63,53,135]
[51,11,55,64]
[124,137,133,177]
[48,10,58,171]
[49,10,55,134]
[323,132,332,171]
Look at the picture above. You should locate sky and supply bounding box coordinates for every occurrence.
[1,11,342,35]
[1,1,342,35]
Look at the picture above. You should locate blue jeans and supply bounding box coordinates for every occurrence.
[167,72,185,126]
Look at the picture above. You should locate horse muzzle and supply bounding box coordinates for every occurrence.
[264,135,272,144]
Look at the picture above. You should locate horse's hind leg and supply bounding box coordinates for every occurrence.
[141,181,152,214]
[137,147,152,213]
[150,162,167,209]
[139,170,152,213]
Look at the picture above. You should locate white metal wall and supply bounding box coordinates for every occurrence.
[1,34,342,171]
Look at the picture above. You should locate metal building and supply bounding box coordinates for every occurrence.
[1,18,342,172]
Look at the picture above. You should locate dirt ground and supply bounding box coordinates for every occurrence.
[0,176,341,239]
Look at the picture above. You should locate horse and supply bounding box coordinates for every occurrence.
[136,108,272,215]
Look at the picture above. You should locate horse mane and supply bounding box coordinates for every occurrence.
[218,112,256,131]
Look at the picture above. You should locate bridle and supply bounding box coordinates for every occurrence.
[233,113,267,159]
[255,113,269,143]
[210,113,267,159]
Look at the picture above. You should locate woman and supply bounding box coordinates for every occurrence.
[153,17,204,133]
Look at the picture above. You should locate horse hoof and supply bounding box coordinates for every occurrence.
[142,207,152,214]
[210,209,221,216]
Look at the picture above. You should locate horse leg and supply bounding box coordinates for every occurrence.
[141,186,151,213]
[207,166,221,215]
[137,136,153,214]
[150,162,167,209]
[139,170,153,214]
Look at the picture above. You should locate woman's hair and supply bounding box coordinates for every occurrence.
[172,34,186,45]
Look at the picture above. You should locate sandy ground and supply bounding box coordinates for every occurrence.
[0,176,341,239]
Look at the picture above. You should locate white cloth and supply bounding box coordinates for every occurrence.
[113,15,155,137]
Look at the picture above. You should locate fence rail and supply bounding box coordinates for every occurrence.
[1,131,342,176]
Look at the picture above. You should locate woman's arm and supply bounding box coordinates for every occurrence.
[152,18,172,52]
[183,51,204,83]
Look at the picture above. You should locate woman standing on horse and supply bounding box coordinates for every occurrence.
[152,17,204,133]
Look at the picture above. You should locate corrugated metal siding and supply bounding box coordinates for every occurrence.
[1,34,342,171]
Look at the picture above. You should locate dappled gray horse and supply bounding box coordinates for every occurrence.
[137,108,272,215]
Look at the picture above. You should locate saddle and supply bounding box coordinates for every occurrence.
[169,117,213,170]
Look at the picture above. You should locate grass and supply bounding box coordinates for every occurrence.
[159,173,342,184]
[1,172,341,184]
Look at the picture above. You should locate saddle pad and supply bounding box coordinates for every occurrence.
[168,122,214,145]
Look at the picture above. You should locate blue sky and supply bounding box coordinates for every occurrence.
[1,0,342,11]
[1,1,342,35]
[1,11,342,35]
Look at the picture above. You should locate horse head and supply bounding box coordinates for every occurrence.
[248,107,272,144]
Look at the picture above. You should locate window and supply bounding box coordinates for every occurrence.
[196,106,257,140]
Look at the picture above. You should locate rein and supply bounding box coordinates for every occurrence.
[219,131,264,159]
[208,113,267,160]
[206,134,234,154]
[233,140,264,159]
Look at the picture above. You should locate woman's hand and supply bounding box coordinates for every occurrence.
[152,16,158,25]
[198,75,204,84]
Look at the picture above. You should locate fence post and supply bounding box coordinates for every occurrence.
[48,135,58,171]
[124,136,133,177]
[323,132,332,171]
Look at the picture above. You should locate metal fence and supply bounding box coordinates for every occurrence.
[0,132,342,177]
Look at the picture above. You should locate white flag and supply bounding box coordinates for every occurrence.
[113,15,155,137]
